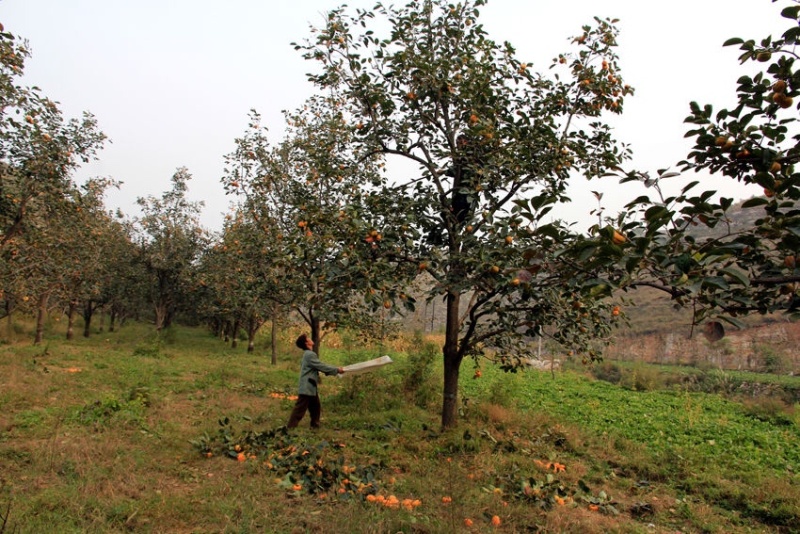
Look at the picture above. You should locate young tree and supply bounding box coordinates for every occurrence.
[196,210,287,354]
[134,168,208,331]
[58,178,123,339]
[222,104,416,356]
[296,0,632,427]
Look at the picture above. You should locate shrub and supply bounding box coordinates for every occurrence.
[740,397,795,427]
[681,368,738,396]
[759,346,787,374]
[619,365,664,392]
[400,331,438,408]
[488,377,515,406]
[591,362,622,384]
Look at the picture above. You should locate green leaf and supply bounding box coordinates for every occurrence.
[702,277,730,290]
[718,315,747,330]
[741,197,769,208]
[723,38,745,46]
[535,224,562,239]
[644,206,670,224]
[720,267,750,287]
[781,6,800,20]
[578,245,597,262]
[681,181,700,194]
[784,27,800,44]
[588,283,609,297]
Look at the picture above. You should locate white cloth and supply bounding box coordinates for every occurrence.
[340,355,393,376]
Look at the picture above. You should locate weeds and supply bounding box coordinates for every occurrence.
[1,322,799,533]
[740,396,795,426]
[0,486,14,534]
[71,394,148,429]
[400,331,438,408]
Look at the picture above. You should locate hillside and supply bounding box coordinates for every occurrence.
[617,194,794,336]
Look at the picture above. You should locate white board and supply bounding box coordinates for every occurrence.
[340,355,393,376]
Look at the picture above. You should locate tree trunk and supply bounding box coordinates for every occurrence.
[34,292,49,345]
[154,304,167,332]
[310,314,322,358]
[212,318,222,339]
[109,308,116,333]
[441,290,463,429]
[230,318,240,349]
[83,300,94,338]
[223,320,231,343]
[66,300,77,341]
[271,312,278,365]
[5,301,14,342]
[163,307,175,330]
[246,314,261,353]
[247,330,256,353]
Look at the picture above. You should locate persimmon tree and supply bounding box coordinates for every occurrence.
[212,111,296,354]
[0,26,105,251]
[0,24,105,340]
[296,0,633,427]
[598,2,800,336]
[196,210,289,354]
[58,178,124,339]
[222,104,417,356]
[134,168,208,331]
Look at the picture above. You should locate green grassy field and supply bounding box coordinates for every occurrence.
[1,322,798,533]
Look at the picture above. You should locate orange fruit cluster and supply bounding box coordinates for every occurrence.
[534,459,566,473]
[365,494,422,510]
[268,392,299,401]
[464,514,505,528]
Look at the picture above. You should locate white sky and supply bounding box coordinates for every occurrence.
[0,0,788,233]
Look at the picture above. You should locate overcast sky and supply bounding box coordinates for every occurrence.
[0,0,788,233]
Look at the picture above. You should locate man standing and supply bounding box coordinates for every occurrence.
[286,334,344,428]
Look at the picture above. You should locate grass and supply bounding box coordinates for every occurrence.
[0,320,799,533]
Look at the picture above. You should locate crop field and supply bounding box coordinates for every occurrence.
[1,322,799,533]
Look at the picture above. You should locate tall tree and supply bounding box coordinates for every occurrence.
[96,214,142,333]
[0,25,105,342]
[296,0,632,428]
[134,168,207,331]
[0,27,105,251]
